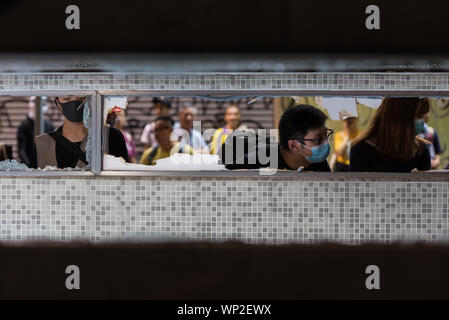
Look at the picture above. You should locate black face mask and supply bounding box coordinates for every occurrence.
[57,98,86,123]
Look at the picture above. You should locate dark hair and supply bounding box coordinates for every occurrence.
[279,104,327,150]
[153,97,172,109]
[154,115,174,126]
[106,111,118,126]
[352,97,429,161]
[416,97,430,117]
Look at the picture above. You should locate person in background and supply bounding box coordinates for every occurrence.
[106,107,137,163]
[173,105,209,153]
[0,110,12,161]
[17,96,54,166]
[210,105,248,155]
[219,104,332,171]
[332,110,360,172]
[416,111,442,169]
[350,97,431,172]
[31,96,128,169]
[140,115,194,165]
[140,98,172,151]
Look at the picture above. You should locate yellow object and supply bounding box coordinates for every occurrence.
[210,127,232,155]
[334,130,360,165]
[140,142,194,165]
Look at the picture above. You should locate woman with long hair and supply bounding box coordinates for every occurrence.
[350,97,431,172]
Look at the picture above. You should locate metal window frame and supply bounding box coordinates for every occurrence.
[0,83,447,179]
[0,90,98,176]
[98,90,448,180]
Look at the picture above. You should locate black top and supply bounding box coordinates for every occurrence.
[433,131,442,155]
[350,140,431,172]
[30,125,129,169]
[17,116,54,167]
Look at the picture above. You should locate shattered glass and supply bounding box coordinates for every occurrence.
[0,159,29,171]
[1,96,92,172]
[83,97,92,168]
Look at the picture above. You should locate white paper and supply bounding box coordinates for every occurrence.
[321,97,358,120]
[103,154,227,171]
[356,97,383,109]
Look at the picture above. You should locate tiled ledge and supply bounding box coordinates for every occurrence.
[1,72,449,94]
[0,172,447,243]
[0,170,448,182]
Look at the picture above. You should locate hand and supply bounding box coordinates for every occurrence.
[411,168,419,173]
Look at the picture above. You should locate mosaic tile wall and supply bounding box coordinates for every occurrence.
[0,176,448,244]
[0,73,449,92]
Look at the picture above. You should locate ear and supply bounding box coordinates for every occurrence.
[288,139,301,152]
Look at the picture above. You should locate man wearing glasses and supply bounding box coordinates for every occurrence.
[219,104,332,172]
[278,104,333,171]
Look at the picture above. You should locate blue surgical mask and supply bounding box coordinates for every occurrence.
[415,119,425,135]
[302,141,331,163]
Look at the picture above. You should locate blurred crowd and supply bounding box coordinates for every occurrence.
[0,96,446,172]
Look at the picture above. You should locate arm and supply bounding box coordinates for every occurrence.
[431,154,441,169]
[431,131,441,169]
[140,123,151,145]
[433,130,442,154]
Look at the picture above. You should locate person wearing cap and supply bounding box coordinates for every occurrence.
[332,109,360,172]
[140,98,172,151]
[30,96,129,169]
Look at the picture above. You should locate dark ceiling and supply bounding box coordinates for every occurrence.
[0,0,448,54]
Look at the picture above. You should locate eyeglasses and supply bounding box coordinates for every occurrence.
[297,128,334,145]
